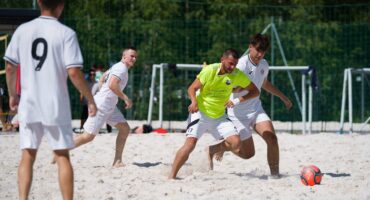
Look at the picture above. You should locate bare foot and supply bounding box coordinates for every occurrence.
[214,150,225,162]
[270,165,280,178]
[112,160,126,168]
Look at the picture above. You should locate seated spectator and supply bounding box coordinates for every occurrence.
[132,124,168,134]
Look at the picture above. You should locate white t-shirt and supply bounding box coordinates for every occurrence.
[228,54,269,116]
[94,62,128,108]
[4,16,83,125]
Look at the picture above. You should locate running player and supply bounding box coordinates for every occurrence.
[4,0,97,199]
[72,47,137,168]
[169,48,260,179]
[208,33,292,178]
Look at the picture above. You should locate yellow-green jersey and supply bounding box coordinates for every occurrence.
[196,63,252,119]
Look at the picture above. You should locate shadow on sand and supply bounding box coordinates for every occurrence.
[324,172,351,177]
[132,162,162,168]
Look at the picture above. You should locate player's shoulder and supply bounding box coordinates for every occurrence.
[111,62,128,72]
[205,63,219,71]
[58,23,77,37]
[232,67,245,76]
[13,18,37,34]
[259,59,269,68]
[238,55,249,62]
[236,55,248,68]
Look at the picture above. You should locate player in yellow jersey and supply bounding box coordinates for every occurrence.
[209,33,293,178]
[169,48,259,179]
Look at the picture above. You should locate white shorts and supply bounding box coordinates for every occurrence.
[19,122,74,150]
[83,106,126,135]
[228,106,271,140]
[186,111,238,140]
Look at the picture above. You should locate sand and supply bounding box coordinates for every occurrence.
[1,132,369,200]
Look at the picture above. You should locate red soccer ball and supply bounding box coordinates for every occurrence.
[300,165,323,186]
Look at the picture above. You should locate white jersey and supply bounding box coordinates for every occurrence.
[94,62,128,108]
[228,54,269,116]
[4,16,83,125]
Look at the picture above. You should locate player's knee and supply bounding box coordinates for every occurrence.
[263,132,278,145]
[117,122,130,132]
[240,148,255,159]
[230,140,241,152]
[184,137,197,152]
[82,134,95,142]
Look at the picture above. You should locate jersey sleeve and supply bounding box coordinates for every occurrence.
[236,71,251,88]
[4,29,21,66]
[110,65,127,80]
[64,31,83,69]
[263,60,270,80]
[196,65,210,85]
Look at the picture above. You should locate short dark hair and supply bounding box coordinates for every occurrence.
[249,33,270,52]
[143,124,153,133]
[39,0,64,10]
[123,46,137,53]
[222,48,239,59]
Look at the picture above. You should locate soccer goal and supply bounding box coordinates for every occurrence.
[0,34,8,75]
[147,63,314,134]
[339,68,370,133]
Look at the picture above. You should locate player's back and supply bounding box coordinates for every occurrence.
[5,16,83,125]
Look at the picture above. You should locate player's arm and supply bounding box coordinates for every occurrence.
[5,62,19,111]
[226,82,260,108]
[108,76,132,109]
[68,67,97,116]
[187,78,202,113]
[262,79,292,109]
[79,93,84,102]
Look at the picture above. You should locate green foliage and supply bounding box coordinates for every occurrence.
[1,1,369,122]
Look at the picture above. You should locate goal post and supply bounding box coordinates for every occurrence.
[147,63,314,134]
[339,68,370,133]
[0,34,8,75]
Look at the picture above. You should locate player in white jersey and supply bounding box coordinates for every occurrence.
[208,33,292,178]
[4,0,97,199]
[71,47,137,168]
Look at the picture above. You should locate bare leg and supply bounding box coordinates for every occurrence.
[80,119,86,130]
[255,120,280,177]
[207,135,241,170]
[73,133,96,148]
[169,137,197,179]
[54,150,73,200]
[52,133,95,164]
[18,149,37,200]
[112,122,130,167]
[210,135,255,162]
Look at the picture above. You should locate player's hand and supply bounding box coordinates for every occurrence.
[281,97,293,110]
[124,98,133,109]
[188,101,199,113]
[9,95,19,111]
[88,101,97,117]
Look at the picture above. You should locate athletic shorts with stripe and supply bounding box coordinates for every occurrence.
[228,106,271,140]
[186,111,238,140]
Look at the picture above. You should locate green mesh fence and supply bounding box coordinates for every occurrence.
[0,1,369,126]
